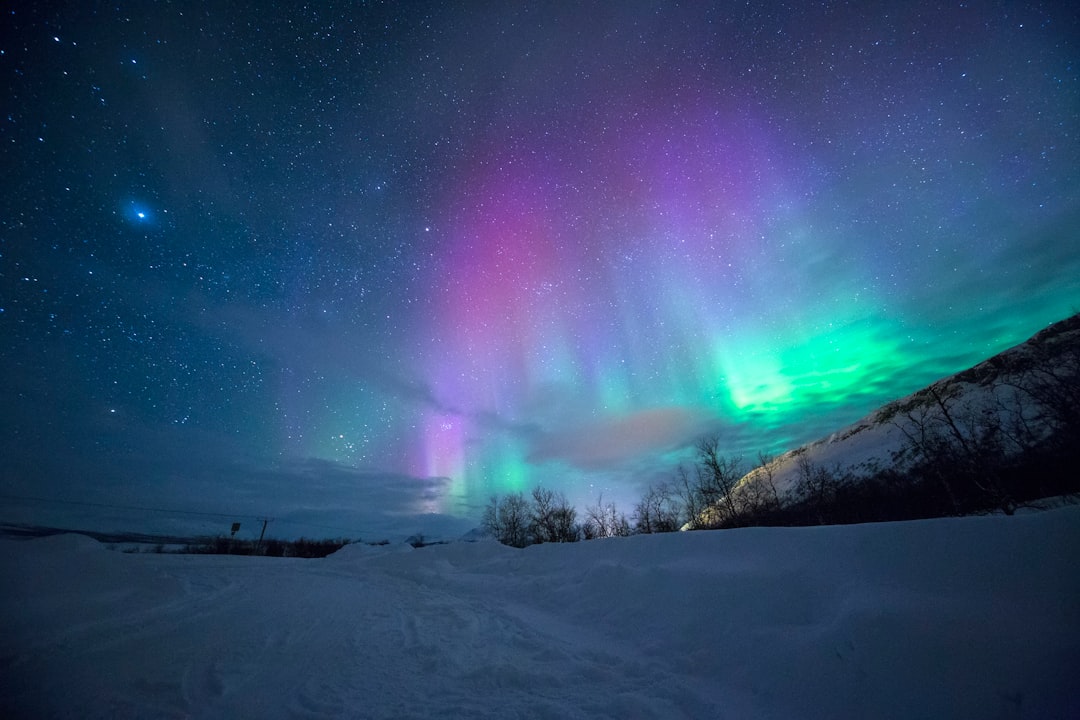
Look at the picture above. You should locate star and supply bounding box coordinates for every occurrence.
[3,0,1076,536]
[123,201,154,226]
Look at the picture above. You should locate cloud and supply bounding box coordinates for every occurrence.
[527,406,713,471]
[217,458,473,540]
[1,384,470,540]
[142,455,465,537]
[238,457,449,512]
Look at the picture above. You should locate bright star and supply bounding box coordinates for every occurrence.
[124,201,154,225]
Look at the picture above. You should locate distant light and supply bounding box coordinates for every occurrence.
[137,211,146,219]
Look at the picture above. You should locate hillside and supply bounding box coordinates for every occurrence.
[730,313,1080,517]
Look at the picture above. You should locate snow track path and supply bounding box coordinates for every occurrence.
[2,508,1079,719]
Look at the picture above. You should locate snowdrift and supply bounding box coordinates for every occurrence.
[2,508,1078,719]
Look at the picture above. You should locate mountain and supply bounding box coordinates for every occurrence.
[729,312,1080,517]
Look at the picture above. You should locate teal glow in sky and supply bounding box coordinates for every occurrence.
[2,1,1078,537]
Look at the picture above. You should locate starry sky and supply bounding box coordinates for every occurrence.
[2,1,1078,540]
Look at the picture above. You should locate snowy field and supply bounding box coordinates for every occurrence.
[2,509,1078,719]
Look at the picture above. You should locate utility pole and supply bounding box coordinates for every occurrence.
[254,517,271,555]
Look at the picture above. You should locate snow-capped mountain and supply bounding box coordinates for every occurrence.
[735,312,1080,503]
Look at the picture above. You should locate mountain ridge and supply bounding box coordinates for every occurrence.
[733,312,1080,507]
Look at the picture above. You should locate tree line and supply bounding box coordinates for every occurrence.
[482,318,1080,547]
[481,439,789,547]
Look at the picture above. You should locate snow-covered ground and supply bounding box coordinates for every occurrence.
[3,508,1078,719]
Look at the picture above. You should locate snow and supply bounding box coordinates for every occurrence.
[738,314,1080,500]
[3,509,1079,719]
[745,414,905,498]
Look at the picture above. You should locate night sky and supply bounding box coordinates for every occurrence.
[2,1,1078,539]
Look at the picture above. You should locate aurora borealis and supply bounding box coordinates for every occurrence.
[2,1,1078,537]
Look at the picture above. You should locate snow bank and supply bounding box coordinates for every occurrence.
[2,509,1078,719]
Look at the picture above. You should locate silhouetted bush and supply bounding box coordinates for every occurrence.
[179,536,351,558]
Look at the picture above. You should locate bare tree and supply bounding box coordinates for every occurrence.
[633,482,680,533]
[892,397,962,514]
[755,451,783,510]
[481,492,532,547]
[694,437,743,527]
[674,464,705,529]
[732,451,784,519]
[529,486,579,543]
[893,384,1015,514]
[1010,340,1080,448]
[529,486,558,544]
[584,494,631,539]
[550,503,580,542]
[794,455,839,525]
